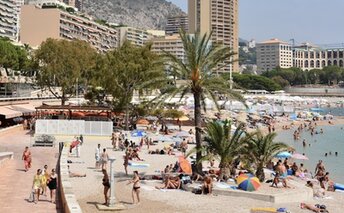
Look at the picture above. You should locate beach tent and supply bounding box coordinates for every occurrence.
[178,156,192,174]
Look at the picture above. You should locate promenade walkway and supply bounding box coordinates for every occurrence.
[0,127,60,213]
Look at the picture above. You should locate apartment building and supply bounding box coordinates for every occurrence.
[188,0,239,72]
[119,27,150,46]
[151,34,186,62]
[165,16,188,35]
[256,38,293,73]
[293,43,344,70]
[20,4,118,51]
[0,0,24,41]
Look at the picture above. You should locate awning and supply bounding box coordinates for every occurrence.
[9,104,35,115]
[0,107,22,119]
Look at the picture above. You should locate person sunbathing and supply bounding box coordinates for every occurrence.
[155,176,181,189]
[67,165,86,178]
[300,203,328,213]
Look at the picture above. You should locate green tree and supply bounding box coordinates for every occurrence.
[35,39,97,105]
[0,39,28,76]
[160,30,244,173]
[163,109,184,119]
[243,131,289,182]
[228,73,282,91]
[271,76,289,88]
[100,41,165,130]
[203,120,249,179]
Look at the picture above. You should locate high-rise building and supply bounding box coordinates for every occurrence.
[119,27,151,47]
[0,0,24,41]
[151,34,186,63]
[165,16,188,35]
[188,0,239,72]
[20,4,118,51]
[256,38,293,73]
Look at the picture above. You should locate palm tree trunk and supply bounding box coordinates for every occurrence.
[256,166,265,182]
[193,92,203,174]
[219,160,231,181]
[61,91,65,106]
[125,102,129,130]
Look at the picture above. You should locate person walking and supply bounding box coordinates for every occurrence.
[102,169,110,206]
[100,148,109,170]
[32,169,43,204]
[127,171,140,204]
[47,168,58,203]
[123,151,130,175]
[22,146,32,172]
[95,144,101,169]
[41,165,49,196]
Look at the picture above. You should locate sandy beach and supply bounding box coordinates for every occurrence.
[60,119,344,213]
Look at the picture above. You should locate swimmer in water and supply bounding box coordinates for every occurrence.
[325,153,328,157]
[329,151,332,155]
[335,152,338,156]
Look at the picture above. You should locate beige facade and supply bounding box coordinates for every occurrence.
[151,34,185,62]
[256,38,293,72]
[165,16,188,35]
[293,43,344,70]
[119,27,150,46]
[20,5,118,51]
[188,0,239,72]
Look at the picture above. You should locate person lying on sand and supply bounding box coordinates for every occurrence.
[155,176,181,189]
[300,203,329,213]
[67,165,86,177]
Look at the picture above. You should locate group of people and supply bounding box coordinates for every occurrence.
[31,165,58,204]
[22,147,57,204]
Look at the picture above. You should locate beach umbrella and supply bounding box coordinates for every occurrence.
[291,153,309,160]
[179,115,189,121]
[237,176,261,192]
[275,151,292,158]
[178,156,192,174]
[131,130,146,137]
[236,173,255,185]
[136,119,149,125]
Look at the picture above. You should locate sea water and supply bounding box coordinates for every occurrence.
[276,125,344,183]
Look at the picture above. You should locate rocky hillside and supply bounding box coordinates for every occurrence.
[82,0,186,30]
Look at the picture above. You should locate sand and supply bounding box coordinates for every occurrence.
[59,121,344,213]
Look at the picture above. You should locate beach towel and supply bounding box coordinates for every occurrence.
[128,161,150,168]
[250,207,277,213]
[215,182,237,190]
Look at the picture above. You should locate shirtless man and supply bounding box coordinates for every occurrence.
[315,160,325,175]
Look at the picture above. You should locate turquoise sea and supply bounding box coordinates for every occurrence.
[276,125,344,183]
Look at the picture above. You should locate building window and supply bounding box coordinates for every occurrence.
[333,51,338,58]
[310,60,314,68]
[340,51,344,58]
[328,60,332,66]
[327,51,332,58]
[316,60,320,68]
[333,60,338,66]
[322,60,326,67]
[305,61,309,68]
[340,60,343,67]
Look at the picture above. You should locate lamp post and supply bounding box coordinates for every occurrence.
[108,157,116,207]
[229,69,233,110]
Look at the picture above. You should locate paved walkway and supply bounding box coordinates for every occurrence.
[0,127,60,213]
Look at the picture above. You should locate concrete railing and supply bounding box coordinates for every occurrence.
[0,152,14,168]
[58,143,82,213]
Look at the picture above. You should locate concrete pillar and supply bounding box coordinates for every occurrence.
[108,157,116,207]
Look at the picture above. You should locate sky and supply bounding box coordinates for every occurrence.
[168,0,344,45]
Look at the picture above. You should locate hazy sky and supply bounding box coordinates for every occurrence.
[169,0,344,45]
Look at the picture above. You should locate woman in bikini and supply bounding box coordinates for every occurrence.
[22,146,32,172]
[102,169,110,206]
[32,169,43,204]
[127,171,140,204]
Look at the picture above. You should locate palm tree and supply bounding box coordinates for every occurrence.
[243,131,289,182]
[203,120,250,179]
[160,30,244,173]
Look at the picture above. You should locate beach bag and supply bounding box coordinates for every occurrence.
[28,190,35,202]
[192,188,202,195]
